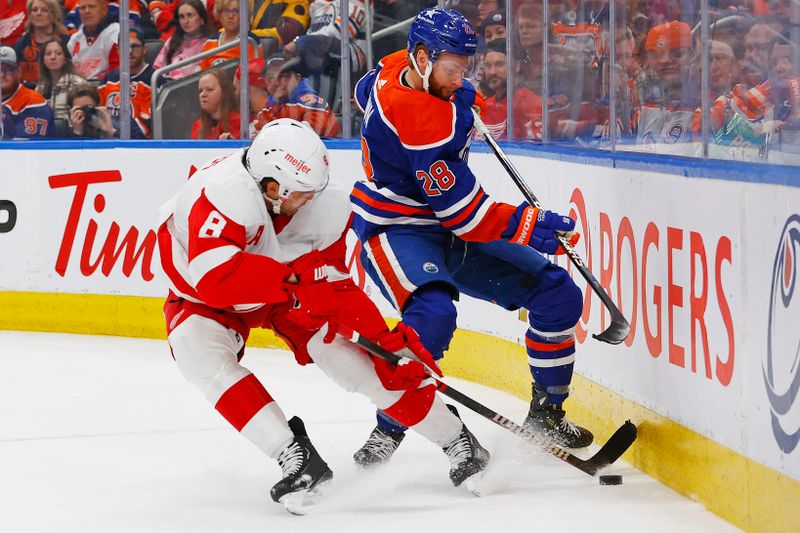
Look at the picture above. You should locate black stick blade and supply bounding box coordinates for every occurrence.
[581,420,638,475]
[592,317,631,345]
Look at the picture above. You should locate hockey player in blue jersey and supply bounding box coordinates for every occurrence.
[349,8,593,466]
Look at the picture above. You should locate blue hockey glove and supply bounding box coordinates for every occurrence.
[504,204,578,255]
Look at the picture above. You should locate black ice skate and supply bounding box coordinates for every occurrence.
[442,405,490,492]
[523,383,593,449]
[353,425,406,468]
[270,416,333,515]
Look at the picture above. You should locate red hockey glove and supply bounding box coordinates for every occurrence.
[369,323,443,391]
[285,251,341,342]
[503,204,580,255]
[376,323,443,377]
[371,357,431,391]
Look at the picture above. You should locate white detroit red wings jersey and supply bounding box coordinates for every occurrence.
[158,149,351,313]
[67,22,120,80]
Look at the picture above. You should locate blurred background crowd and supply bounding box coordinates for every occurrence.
[1,0,798,164]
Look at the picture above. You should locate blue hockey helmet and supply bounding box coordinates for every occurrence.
[407,8,478,62]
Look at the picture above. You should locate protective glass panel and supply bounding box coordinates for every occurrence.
[546,1,609,148]
[473,1,546,141]
[704,4,800,165]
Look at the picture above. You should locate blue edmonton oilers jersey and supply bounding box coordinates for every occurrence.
[350,50,515,243]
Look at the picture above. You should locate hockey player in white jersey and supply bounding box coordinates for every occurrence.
[156,119,489,513]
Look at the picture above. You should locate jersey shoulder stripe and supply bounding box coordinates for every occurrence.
[371,50,456,151]
[4,86,48,114]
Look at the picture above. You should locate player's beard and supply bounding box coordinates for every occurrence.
[428,77,455,101]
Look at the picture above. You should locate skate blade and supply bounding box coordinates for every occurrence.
[463,470,487,497]
[280,479,332,515]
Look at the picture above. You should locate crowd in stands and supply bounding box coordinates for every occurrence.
[2,0,799,161]
[458,0,799,158]
[2,0,356,140]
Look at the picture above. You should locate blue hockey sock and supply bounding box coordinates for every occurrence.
[525,328,576,405]
[376,409,407,433]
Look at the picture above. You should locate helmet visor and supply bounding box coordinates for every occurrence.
[436,52,480,83]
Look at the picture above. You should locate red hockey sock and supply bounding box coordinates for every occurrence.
[214,373,274,431]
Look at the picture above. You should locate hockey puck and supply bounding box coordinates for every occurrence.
[599,474,623,485]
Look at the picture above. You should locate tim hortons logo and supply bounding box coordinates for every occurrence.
[284,152,311,174]
[48,170,156,281]
[764,214,800,453]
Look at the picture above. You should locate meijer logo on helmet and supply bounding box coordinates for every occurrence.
[284,153,311,174]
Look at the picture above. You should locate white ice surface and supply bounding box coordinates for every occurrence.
[0,331,738,533]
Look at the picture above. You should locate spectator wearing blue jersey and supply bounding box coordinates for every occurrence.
[1,46,54,139]
[349,8,592,469]
[252,57,340,138]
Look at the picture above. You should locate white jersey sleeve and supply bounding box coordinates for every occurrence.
[158,150,291,310]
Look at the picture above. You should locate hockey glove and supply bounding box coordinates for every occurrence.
[370,323,443,391]
[372,357,431,391]
[285,251,341,342]
[503,204,580,255]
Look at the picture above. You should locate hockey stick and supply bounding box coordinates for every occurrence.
[353,334,637,476]
[471,109,631,345]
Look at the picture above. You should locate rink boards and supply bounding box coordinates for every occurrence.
[1,140,799,532]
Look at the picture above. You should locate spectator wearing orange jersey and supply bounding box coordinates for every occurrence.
[12,0,69,85]
[153,0,213,80]
[198,0,262,70]
[191,68,241,139]
[98,27,154,138]
[1,45,55,139]
[253,57,339,138]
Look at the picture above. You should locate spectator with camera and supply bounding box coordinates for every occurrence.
[66,83,117,138]
[1,46,54,139]
[35,39,88,137]
[191,68,241,139]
